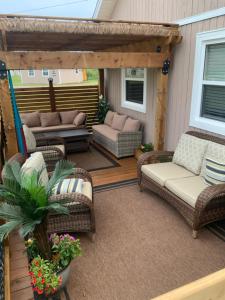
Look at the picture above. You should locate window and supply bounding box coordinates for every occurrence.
[121,68,147,113]
[190,28,225,135]
[42,68,49,77]
[28,69,35,77]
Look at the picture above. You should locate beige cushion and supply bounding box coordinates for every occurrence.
[40,112,61,127]
[82,181,92,200]
[73,112,86,126]
[31,124,77,133]
[122,117,140,132]
[201,141,225,176]
[59,110,78,124]
[21,152,49,187]
[111,114,127,131]
[141,162,195,186]
[92,124,119,142]
[173,133,208,174]
[104,111,115,126]
[20,111,41,127]
[165,176,208,208]
[23,125,36,151]
[38,144,65,156]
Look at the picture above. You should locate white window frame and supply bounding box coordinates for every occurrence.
[28,69,35,78]
[42,68,49,77]
[121,68,147,113]
[190,28,225,135]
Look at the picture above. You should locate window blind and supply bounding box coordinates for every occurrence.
[126,80,144,104]
[204,43,225,81]
[201,85,225,122]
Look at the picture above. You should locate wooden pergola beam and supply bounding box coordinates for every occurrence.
[0,51,170,69]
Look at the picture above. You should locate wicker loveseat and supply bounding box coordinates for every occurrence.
[137,131,225,238]
[92,110,143,158]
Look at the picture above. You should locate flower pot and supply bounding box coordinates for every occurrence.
[135,149,144,160]
[33,264,71,299]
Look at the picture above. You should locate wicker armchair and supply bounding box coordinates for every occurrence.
[3,153,95,239]
[137,131,225,238]
[23,125,65,171]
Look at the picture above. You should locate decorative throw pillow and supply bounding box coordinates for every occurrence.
[111,114,127,131]
[172,133,208,174]
[201,142,225,176]
[23,125,36,151]
[40,112,61,127]
[204,157,225,185]
[104,111,115,126]
[21,152,49,187]
[53,178,83,195]
[20,111,41,127]
[122,117,140,132]
[59,110,79,124]
[73,112,86,126]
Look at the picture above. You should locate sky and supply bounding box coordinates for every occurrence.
[0,0,98,18]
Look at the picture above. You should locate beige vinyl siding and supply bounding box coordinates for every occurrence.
[111,0,225,22]
[106,1,225,150]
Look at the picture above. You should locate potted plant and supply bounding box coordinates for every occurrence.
[135,143,154,160]
[0,160,74,259]
[96,95,110,123]
[27,234,82,298]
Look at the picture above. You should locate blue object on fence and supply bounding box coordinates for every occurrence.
[8,70,26,155]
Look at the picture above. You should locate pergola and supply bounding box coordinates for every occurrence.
[0,14,182,159]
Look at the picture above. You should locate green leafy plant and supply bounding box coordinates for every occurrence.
[140,143,154,153]
[0,160,75,258]
[29,256,62,296]
[50,233,82,270]
[96,95,110,123]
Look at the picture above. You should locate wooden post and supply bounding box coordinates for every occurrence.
[154,70,168,151]
[98,69,105,97]
[48,78,56,112]
[0,63,18,158]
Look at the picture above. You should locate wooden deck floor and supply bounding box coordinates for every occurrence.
[9,152,138,299]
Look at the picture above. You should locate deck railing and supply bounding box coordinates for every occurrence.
[15,84,100,129]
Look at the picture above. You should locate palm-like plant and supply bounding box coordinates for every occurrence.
[0,160,75,259]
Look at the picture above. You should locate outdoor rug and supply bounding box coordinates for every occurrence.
[208,220,225,242]
[65,185,225,300]
[67,145,120,172]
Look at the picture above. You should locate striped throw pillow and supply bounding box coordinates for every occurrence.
[53,178,83,195]
[204,157,225,185]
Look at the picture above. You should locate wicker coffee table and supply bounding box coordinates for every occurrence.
[35,129,92,155]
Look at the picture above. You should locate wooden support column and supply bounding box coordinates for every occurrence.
[48,78,56,112]
[154,70,168,151]
[98,69,105,97]
[0,67,18,158]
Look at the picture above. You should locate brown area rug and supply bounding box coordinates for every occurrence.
[66,185,225,300]
[67,145,120,172]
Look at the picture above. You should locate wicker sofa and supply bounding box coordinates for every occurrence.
[20,110,87,134]
[92,110,143,158]
[137,131,225,238]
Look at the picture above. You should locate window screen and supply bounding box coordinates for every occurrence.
[201,43,225,121]
[124,68,144,105]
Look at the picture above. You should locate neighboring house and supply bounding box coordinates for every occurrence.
[94,0,225,150]
[20,69,86,85]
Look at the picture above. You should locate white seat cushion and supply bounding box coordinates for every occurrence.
[165,176,208,208]
[39,145,65,156]
[23,124,37,150]
[173,133,208,174]
[141,162,195,186]
[21,152,49,186]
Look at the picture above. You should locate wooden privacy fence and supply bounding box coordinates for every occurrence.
[15,84,100,129]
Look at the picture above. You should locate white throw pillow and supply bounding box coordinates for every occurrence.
[23,125,36,151]
[173,133,208,174]
[21,152,49,187]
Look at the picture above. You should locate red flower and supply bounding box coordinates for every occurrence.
[41,278,45,284]
[38,271,42,277]
[37,289,43,295]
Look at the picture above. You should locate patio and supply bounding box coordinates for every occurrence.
[1,13,225,300]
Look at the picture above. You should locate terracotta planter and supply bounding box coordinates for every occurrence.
[33,264,71,300]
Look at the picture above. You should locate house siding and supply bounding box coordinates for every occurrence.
[106,1,225,150]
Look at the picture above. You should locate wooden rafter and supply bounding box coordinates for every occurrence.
[0,51,170,69]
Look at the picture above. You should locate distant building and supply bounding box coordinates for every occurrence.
[20,69,86,85]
